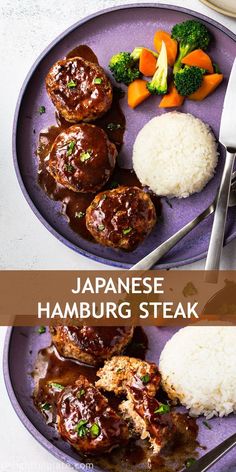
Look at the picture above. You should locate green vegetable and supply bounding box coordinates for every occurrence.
[39,106,46,115]
[67,80,77,88]
[154,403,170,415]
[49,382,64,391]
[90,423,100,438]
[76,419,89,437]
[66,141,76,157]
[38,326,46,334]
[77,389,85,398]
[80,150,92,162]
[203,420,212,430]
[141,374,150,384]
[107,123,122,131]
[64,163,74,173]
[123,227,132,235]
[171,20,211,74]
[98,224,105,231]
[41,402,51,411]
[130,46,158,61]
[185,458,196,468]
[109,51,140,85]
[146,41,168,95]
[93,77,103,84]
[174,66,204,96]
[109,181,119,189]
[213,62,221,74]
[116,368,123,373]
[75,211,85,219]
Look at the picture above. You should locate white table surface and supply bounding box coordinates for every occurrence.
[0,1,236,471]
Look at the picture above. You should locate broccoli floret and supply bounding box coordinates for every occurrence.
[174,66,204,96]
[146,41,168,95]
[172,20,211,74]
[109,52,140,85]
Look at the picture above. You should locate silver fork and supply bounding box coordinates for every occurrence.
[130,172,236,271]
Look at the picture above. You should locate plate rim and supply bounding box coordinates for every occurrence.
[12,2,236,269]
[200,0,236,18]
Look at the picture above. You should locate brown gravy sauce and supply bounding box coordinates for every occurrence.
[37,45,161,243]
[33,327,198,471]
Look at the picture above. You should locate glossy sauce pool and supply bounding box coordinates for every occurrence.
[33,327,198,472]
[37,45,161,244]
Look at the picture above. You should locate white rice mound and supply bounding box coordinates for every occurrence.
[133,112,218,198]
[159,326,236,419]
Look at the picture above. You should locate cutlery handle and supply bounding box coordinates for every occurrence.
[182,433,236,472]
[130,204,214,271]
[205,149,235,281]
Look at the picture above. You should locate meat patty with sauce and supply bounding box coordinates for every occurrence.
[86,186,157,250]
[57,376,129,454]
[51,326,134,366]
[48,124,117,193]
[120,387,198,454]
[96,356,161,397]
[46,56,113,122]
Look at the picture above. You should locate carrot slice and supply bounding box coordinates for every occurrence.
[153,31,177,67]
[139,48,157,77]
[181,49,214,73]
[159,83,184,108]
[188,73,223,101]
[127,79,151,108]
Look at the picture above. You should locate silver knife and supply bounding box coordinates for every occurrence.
[205,58,236,282]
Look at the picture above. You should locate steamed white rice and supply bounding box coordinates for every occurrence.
[159,326,236,419]
[133,112,218,198]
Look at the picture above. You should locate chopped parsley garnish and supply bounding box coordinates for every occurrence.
[107,123,122,131]
[75,211,85,219]
[38,326,46,334]
[67,80,77,88]
[185,458,196,468]
[77,389,85,399]
[64,163,74,173]
[93,77,103,84]
[109,181,119,189]
[98,224,105,231]
[203,420,212,430]
[76,419,89,437]
[49,382,64,391]
[66,141,76,157]
[116,368,123,373]
[39,106,46,115]
[154,403,170,415]
[41,402,51,411]
[90,423,100,437]
[80,150,92,162]
[123,227,132,235]
[141,374,150,384]
[101,194,107,200]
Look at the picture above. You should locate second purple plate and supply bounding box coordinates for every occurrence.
[13,4,236,268]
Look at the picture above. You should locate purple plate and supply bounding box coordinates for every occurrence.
[4,326,236,471]
[13,4,236,268]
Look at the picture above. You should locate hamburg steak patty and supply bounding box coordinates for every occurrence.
[51,326,134,366]
[57,376,129,454]
[96,356,161,397]
[46,56,113,122]
[86,186,157,250]
[48,124,117,193]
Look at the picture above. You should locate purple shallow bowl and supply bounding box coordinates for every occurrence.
[3,326,236,472]
[13,3,236,268]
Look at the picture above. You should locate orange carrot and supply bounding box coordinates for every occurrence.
[181,49,214,73]
[159,83,184,108]
[153,30,177,67]
[127,79,151,108]
[139,48,157,77]
[188,73,223,101]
